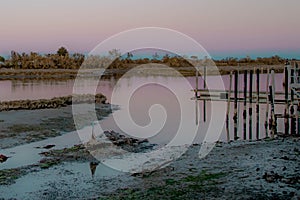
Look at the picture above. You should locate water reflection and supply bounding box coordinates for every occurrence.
[0,72,286,144]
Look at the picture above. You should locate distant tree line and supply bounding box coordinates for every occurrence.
[0,47,84,69]
[213,55,287,66]
[0,47,293,70]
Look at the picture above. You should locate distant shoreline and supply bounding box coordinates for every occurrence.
[0,64,286,80]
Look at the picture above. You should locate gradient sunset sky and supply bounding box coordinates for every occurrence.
[1,0,299,58]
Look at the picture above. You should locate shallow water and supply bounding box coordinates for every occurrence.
[0,72,287,143]
[0,71,291,198]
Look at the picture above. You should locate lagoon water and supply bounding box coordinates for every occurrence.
[0,72,289,198]
[0,73,286,144]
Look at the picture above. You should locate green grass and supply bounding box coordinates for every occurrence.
[99,170,227,200]
[0,168,26,185]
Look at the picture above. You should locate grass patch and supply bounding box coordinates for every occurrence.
[7,124,44,133]
[183,170,226,183]
[99,170,227,199]
[0,168,26,185]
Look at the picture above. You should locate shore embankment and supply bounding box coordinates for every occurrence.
[0,65,285,80]
[0,94,107,111]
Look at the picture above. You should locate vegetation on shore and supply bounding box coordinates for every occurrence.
[0,47,295,70]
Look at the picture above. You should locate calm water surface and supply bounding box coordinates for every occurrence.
[0,73,286,143]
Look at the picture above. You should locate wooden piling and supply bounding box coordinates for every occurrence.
[284,63,289,135]
[296,62,300,135]
[203,66,207,122]
[226,72,233,141]
[195,68,199,125]
[249,70,253,140]
[270,69,276,138]
[243,70,247,140]
[256,68,260,140]
[234,70,239,140]
[265,68,270,137]
[290,66,296,135]
[298,101,300,135]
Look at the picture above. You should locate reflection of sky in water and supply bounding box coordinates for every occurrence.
[0,72,286,143]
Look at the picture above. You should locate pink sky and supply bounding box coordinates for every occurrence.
[1,0,299,58]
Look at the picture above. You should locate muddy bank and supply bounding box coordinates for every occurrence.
[0,103,115,149]
[0,131,157,185]
[0,69,79,80]
[98,136,300,200]
[0,136,299,199]
[0,93,107,111]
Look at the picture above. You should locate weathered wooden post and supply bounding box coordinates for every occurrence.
[291,65,296,135]
[249,70,253,140]
[284,61,290,135]
[270,69,276,138]
[234,70,239,140]
[256,68,260,140]
[226,71,233,141]
[265,68,270,137]
[203,65,207,122]
[195,68,199,125]
[243,70,247,140]
[296,62,300,135]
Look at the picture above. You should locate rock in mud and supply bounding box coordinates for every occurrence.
[103,130,156,153]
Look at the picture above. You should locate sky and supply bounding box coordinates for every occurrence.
[1,0,300,59]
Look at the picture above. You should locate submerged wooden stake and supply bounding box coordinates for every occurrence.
[249,70,253,140]
[270,69,276,138]
[195,68,199,125]
[284,63,289,135]
[256,68,260,140]
[233,70,238,140]
[226,72,233,142]
[291,66,296,135]
[265,68,270,137]
[296,62,300,135]
[203,65,207,122]
[243,70,247,140]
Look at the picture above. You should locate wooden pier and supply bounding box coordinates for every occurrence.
[192,61,300,141]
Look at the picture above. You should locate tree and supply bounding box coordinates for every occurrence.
[57,47,69,57]
[72,53,85,67]
[0,55,5,63]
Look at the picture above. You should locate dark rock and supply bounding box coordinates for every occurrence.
[103,130,156,153]
[282,166,287,171]
[0,154,10,163]
[263,172,283,183]
[43,144,56,149]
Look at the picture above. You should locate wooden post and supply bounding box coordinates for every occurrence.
[291,66,296,135]
[234,70,238,140]
[243,70,247,140]
[195,68,199,125]
[265,68,270,137]
[256,68,260,140]
[249,70,253,140]
[226,72,233,141]
[296,62,300,135]
[270,69,276,138]
[203,65,207,122]
[284,63,289,135]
